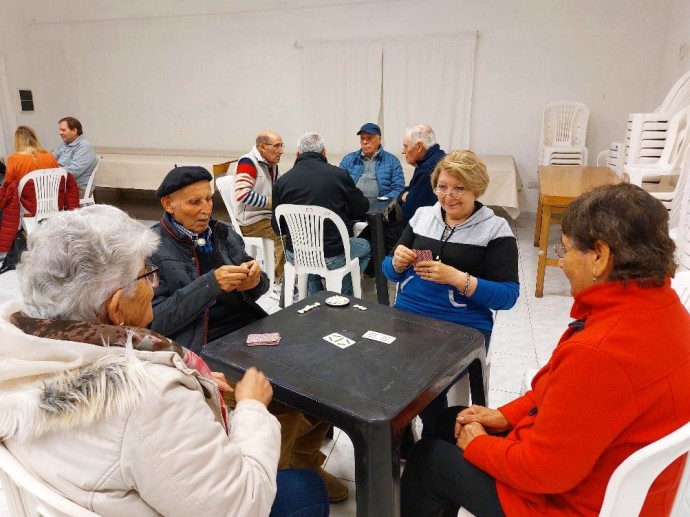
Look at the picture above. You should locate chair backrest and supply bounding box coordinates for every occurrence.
[80,158,101,204]
[658,107,690,170]
[274,204,351,272]
[658,69,690,117]
[0,441,99,517]
[599,421,690,517]
[215,174,244,236]
[541,101,590,148]
[672,272,690,311]
[17,168,68,222]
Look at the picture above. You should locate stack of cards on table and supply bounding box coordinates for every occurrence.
[413,249,433,264]
[298,302,320,314]
[246,333,281,347]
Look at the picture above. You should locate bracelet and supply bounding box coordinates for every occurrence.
[460,273,472,296]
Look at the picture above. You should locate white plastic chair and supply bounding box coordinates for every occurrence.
[17,168,68,234]
[599,421,690,517]
[274,204,361,307]
[215,174,275,289]
[624,107,690,202]
[672,271,690,311]
[79,157,101,207]
[539,101,590,166]
[0,441,99,517]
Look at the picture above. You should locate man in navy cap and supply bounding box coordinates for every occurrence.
[148,166,348,503]
[339,122,404,201]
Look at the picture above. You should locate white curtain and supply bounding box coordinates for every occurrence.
[382,32,477,153]
[301,40,383,154]
[0,53,17,158]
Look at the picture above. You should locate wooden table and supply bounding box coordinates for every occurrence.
[202,292,487,517]
[534,166,622,297]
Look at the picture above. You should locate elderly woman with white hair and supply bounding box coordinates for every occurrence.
[0,204,328,517]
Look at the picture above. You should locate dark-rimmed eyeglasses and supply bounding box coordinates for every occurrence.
[136,264,160,288]
[433,186,467,200]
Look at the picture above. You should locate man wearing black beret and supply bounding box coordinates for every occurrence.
[149,166,348,503]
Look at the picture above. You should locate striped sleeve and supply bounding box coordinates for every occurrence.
[235,158,268,208]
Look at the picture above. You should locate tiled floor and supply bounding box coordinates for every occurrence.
[0,202,688,516]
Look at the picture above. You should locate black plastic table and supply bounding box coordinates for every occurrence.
[202,292,487,516]
[365,197,397,305]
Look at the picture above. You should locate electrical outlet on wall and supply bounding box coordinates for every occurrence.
[527,180,539,189]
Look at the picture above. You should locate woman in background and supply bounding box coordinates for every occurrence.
[3,125,58,184]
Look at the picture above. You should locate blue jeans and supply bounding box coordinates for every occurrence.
[286,237,371,296]
[270,468,329,517]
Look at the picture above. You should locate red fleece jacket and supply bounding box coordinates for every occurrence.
[0,174,80,252]
[465,279,690,516]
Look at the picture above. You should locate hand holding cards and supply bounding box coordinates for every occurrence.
[412,249,433,265]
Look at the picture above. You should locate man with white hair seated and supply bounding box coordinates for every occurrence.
[385,124,447,251]
[271,132,371,296]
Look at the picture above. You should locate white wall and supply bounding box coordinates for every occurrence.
[656,0,690,105]
[1,0,679,210]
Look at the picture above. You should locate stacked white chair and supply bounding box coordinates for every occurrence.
[623,70,690,175]
[538,101,590,166]
[274,204,361,307]
[17,168,68,234]
[215,174,275,289]
[623,106,690,209]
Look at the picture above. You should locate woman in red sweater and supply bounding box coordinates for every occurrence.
[3,126,58,184]
[401,183,690,517]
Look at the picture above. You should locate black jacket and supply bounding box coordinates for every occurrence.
[149,215,269,353]
[400,143,446,224]
[271,152,369,257]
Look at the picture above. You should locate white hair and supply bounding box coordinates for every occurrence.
[404,124,437,149]
[297,133,325,154]
[18,205,160,322]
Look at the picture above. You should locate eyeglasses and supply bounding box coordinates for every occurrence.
[553,242,576,258]
[136,264,159,288]
[264,142,285,150]
[433,186,468,200]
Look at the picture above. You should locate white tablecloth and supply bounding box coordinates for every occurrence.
[95,150,521,218]
[95,152,235,191]
[480,155,522,219]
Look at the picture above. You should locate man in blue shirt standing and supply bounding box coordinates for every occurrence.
[339,123,404,201]
[54,116,98,194]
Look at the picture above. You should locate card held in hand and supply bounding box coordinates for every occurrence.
[246,332,281,347]
[413,249,433,264]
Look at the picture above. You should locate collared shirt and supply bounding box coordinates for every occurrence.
[53,135,98,189]
[355,149,380,197]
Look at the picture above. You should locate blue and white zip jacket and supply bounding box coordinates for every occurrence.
[382,202,519,332]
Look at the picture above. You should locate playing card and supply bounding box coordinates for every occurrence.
[246,333,281,346]
[362,330,396,344]
[413,249,433,264]
[323,333,356,349]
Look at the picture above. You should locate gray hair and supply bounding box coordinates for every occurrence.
[404,124,437,149]
[297,133,325,154]
[18,205,160,322]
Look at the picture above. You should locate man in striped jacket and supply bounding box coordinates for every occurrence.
[234,131,285,287]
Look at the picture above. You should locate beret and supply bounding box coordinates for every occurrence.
[156,166,213,198]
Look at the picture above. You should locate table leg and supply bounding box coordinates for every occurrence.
[535,203,552,298]
[367,212,390,306]
[468,357,487,406]
[533,193,543,247]
[350,421,399,517]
